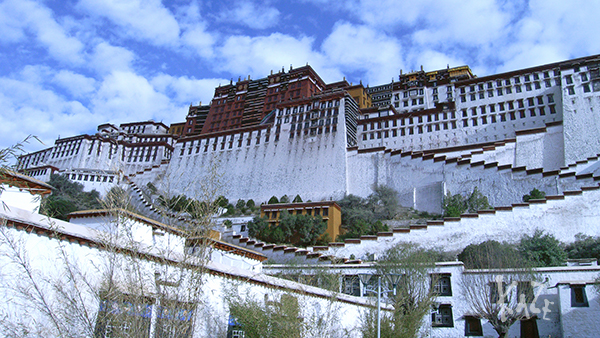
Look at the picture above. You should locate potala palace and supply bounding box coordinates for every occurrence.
[18,54,600,241]
[7,54,600,337]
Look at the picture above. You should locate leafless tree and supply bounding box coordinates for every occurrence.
[361,243,441,338]
[460,244,542,338]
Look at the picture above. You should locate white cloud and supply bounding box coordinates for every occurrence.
[0,0,84,64]
[410,50,466,73]
[180,23,216,59]
[218,1,280,30]
[217,33,341,81]
[89,42,136,75]
[77,0,181,46]
[151,74,227,105]
[0,76,95,150]
[91,71,183,125]
[497,1,600,70]
[322,22,403,84]
[52,70,97,98]
[409,0,509,46]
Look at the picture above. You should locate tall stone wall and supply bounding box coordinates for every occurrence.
[164,98,354,204]
[561,66,600,165]
[346,122,592,214]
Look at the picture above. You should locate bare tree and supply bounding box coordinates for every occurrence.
[361,243,441,338]
[0,143,223,337]
[460,242,542,338]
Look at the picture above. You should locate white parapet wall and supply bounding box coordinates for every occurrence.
[310,183,600,261]
[0,203,374,337]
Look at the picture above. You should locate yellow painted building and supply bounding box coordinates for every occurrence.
[346,84,372,109]
[260,201,342,243]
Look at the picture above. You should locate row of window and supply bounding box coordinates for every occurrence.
[289,117,339,131]
[130,146,161,162]
[361,112,458,131]
[264,207,330,219]
[125,125,148,134]
[123,136,171,144]
[67,173,115,183]
[463,69,560,93]
[25,168,49,177]
[278,100,341,117]
[20,150,50,168]
[95,296,193,338]
[461,80,557,103]
[566,79,600,94]
[290,125,337,138]
[52,140,83,159]
[361,107,556,141]
[278,109,339,124]
[462,95,554,116]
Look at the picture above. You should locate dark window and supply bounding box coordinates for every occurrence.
[584,84,591,93]
[581,73,588,81]
[431,305,453,327]
[489,281,507,303]
[465,316,483,336]
[94,295,152,338]
[154,300,195,338]
[565,75,573,84]
[520,318,539,338]
[432,274,452,296]
[571,285,589,307]
[518,281,535,304]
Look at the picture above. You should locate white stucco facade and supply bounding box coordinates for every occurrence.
[0,186,372,337]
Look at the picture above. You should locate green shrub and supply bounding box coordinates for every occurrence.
[519,230,567,267]
[523,188,546,202]
[443,187,491,217]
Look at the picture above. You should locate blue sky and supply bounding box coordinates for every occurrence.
[2,0,600,152]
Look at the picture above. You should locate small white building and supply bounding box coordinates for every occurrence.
[264,261,600,338]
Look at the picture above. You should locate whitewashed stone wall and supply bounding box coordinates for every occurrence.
[264,261,600,338]
[314,184,600,260]
[0,205,372,337]
[165,100,353,204]
[561,66,600,164]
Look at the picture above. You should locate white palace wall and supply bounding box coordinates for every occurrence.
[561,66,600,164]
[312,183,600,260]
[347,122,570,213]
[164,96,356,204]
